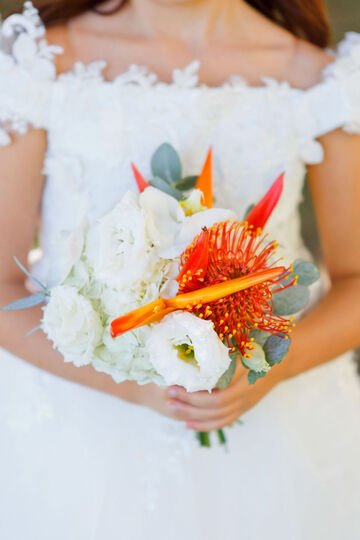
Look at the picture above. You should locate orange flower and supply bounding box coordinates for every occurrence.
[195,148,213,208]
[111,168,292,358]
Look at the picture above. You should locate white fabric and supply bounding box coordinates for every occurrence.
[1,4,360,539]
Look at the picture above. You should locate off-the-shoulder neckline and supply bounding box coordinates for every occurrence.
[2,2,359,94]
[54,57,334,93]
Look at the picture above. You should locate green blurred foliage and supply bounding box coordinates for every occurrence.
[1,1,360,42]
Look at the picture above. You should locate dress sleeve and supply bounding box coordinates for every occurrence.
[0,2,62,145]
[286,32,360,165]
[322,32,360,134]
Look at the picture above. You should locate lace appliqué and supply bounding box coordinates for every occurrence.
[0,1,62,144]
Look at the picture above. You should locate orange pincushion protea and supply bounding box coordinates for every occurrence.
[177,221,295,358]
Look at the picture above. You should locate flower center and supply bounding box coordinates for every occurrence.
[174,343,199,369]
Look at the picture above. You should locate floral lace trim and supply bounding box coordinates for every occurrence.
[0,2,62,143]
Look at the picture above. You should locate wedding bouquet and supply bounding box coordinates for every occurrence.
[3,144,319,446]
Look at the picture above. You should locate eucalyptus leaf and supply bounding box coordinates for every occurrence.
[273,285,310,317]
[14,256,47,292]
[151,143,182,184]
[175,175,198,191]
[293,259,320,286]
[149,177,184,201]
[249,328,269,347]
[244,203,255,220]
[217,355,237,390]
[25,325,42,338]
[248,370,267,385]
[1,293,45,311]
[263,335,291,366]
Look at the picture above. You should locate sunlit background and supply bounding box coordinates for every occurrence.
[1,1,360,42]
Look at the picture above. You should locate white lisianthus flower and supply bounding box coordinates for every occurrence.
[42,285,103,367]
[85,191,161,293]
[159,207,237,259]
[146,311,231,392]
[242,344,270,373]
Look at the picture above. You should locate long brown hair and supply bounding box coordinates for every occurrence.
[33,0,330,48]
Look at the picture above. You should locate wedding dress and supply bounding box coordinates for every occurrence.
[0,4,360,540]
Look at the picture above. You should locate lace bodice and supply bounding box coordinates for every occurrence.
[1,3,360,286]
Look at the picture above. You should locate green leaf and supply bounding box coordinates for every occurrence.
[263,335,291,366]
[248,370,268,385]
[149,177,184,201]
[249,328,269,347]
[25,325,42,338]
[243,203,255,220]
[217,355,237,390]
[14,256,48,292]
[217,429,227,445]
[151,143,182,184]
[272,285,310,316]
[1,293,45,311]
[292,259,320,286]
[175,175,198,191]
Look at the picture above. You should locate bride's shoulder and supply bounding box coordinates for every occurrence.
[45,24,73,76]
[283,39,334,90]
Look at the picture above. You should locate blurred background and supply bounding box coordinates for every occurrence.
[1,1,360,42]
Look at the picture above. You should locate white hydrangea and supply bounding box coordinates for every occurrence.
[42,285,103,367]
[92,326,164,386]
[146,311,231,392]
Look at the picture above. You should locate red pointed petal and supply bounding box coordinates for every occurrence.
[195,148,213,208]
[131,163,150,193]
[177,228,210,291]
[247,173,285,231]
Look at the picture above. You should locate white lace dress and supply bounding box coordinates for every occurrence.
[1,4,360,540]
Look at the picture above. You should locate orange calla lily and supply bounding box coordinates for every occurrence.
[246,172,284,231]
[131,163,150,193]
[195,148,213,209]
[110,266,285,338]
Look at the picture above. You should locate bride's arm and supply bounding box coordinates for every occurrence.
[165,128,360,432]
[0,130,166,410]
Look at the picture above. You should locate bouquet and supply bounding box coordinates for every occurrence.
[2,144,320,447]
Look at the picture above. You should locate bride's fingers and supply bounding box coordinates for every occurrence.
[166,371,249,409]
[166,397,243,421]
[186,410,242,432]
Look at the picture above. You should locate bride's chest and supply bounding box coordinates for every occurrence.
[44,75,310,225]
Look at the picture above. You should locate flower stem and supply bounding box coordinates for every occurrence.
[217,429,227,445]
[196,431,211,447]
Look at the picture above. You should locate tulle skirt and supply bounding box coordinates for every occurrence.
[1,346,360,540]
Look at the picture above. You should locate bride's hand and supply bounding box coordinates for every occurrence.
[162,360,288,431]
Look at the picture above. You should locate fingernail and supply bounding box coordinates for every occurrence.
[167,388,177,398]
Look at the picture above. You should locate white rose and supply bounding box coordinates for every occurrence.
[85,191,158,292]
[42,285,103,367]
[146,311,231,392]
[139,187,185,252]
[242,344,270,373]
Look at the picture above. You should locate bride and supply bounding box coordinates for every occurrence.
[0,1,359,538]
